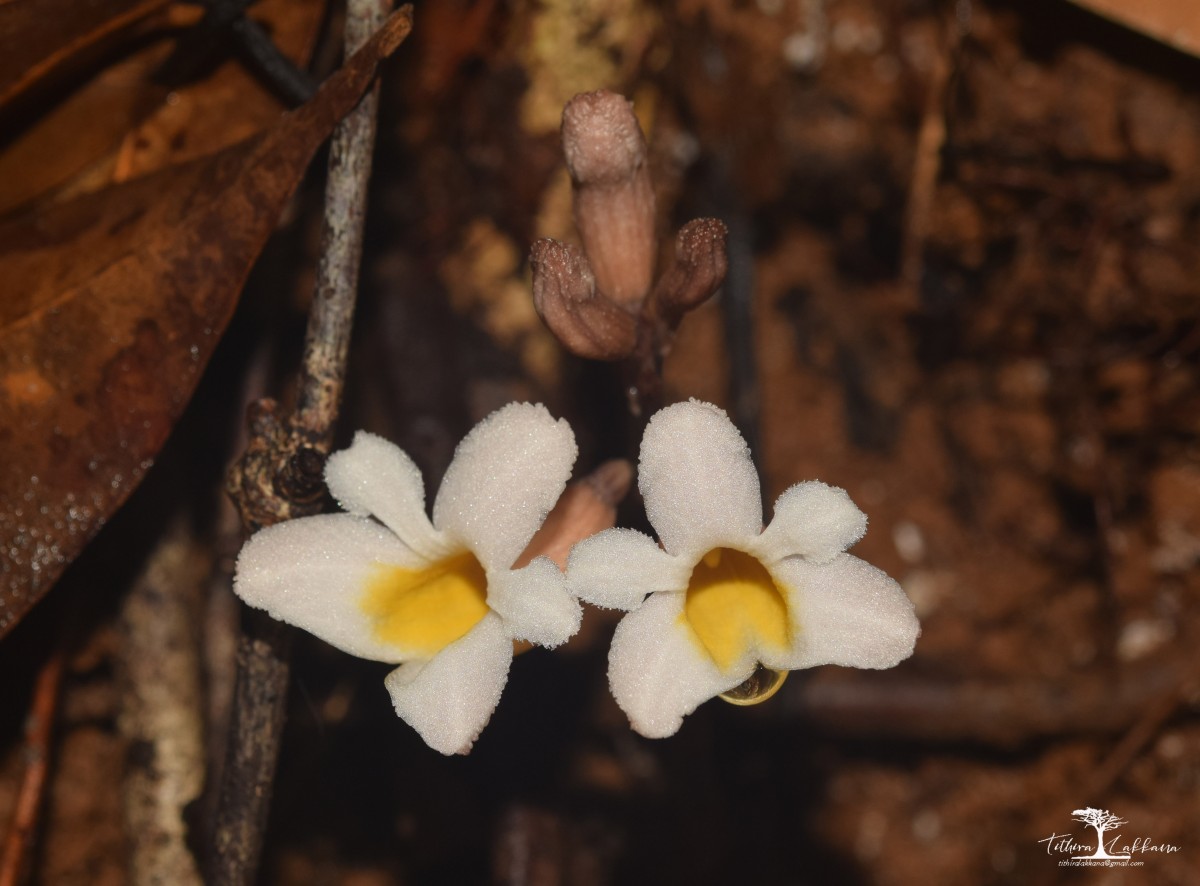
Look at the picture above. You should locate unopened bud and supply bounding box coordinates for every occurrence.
[561,91,656,310]
[562,91,646,185]
[530,239,638,360]
[512,459,634,655]
[652,218,729,325]
[514,459,633,569]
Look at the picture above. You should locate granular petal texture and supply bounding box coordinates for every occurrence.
[567,528,688,611]
[638,400,762,559]
[433,403,577,570]
[235,514,420,663]
[767,554,919,671]
[756,481,868,566]
[325,431,451,560]
[487,557,582,647]
[385,613,514,755]
[607,592,745,739]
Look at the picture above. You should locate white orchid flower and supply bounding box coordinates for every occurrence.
[566,399,919,739]
[234,403,581,755]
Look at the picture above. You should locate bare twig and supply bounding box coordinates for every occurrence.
[198,352,268,847]
[207,609,291,884]
[209,2,397,882]
[119,517,208,886]
[774,649,1198,750]
[0,648,66,886]
[899,2,968,301]
[1086,681,1190,797]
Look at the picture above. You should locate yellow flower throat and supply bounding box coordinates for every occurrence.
[683,548,790,672]
[361,552,489,656]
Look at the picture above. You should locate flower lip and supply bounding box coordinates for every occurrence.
[682,547,791,674]
[718,664,788,706]
[361,551,489,658]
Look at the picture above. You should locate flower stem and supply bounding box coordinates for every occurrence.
[211,2,394,882]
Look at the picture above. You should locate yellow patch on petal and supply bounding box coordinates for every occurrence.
[361,552,489,656]
[682,548,790,672]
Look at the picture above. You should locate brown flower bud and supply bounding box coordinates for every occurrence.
[512,458,633,655]
[530,239,638,360]
[652,218,729,326]
[561,91,656,311]
[514,459,633,570]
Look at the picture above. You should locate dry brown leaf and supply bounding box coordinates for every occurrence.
[111,0,327,182]
[0,0,325,215]
[1066,0,1200,58]
[0,5,415,639]
[0,45,166,214]
[0,0,168,109]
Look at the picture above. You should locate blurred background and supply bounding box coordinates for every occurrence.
[1,0,1198,882]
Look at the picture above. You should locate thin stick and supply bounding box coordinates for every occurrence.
[1086,683,1188,798]
[293,0,390,443]
[775,649,1196,750]
[0,649,66,886]
[898,3,967,301]
[209,2,393,882]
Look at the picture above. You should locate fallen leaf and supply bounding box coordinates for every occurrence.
[111,0,327,182]
[0,0,325,215]
[0,43,168,214]
[0,5,415,639]
[0,0,168,109]
[1066,0,1200,58]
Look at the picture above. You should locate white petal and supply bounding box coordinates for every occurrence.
[566,528,689,611]
[234,514,423,664]
[432,403,577,571]
[638,400,762,560]
[324,431,452,560]
[755,481,867,565]
[384,613,513,755]
[608,592,749,739]
[766,553,919,671]
[487,557,581,648]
